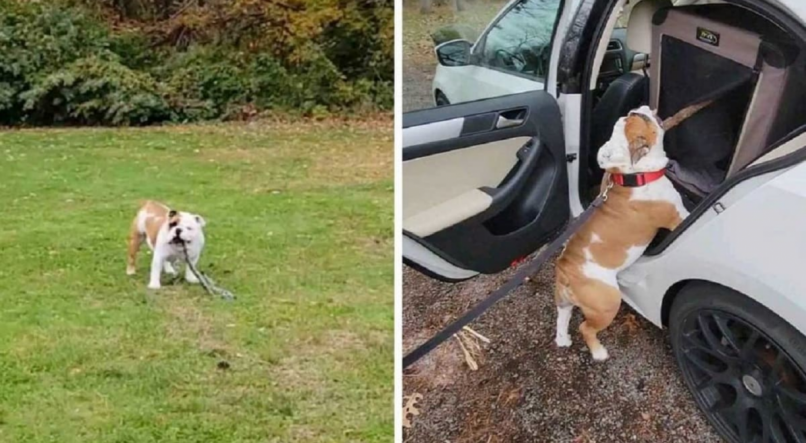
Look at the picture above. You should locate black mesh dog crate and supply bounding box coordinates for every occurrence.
[648,5,804,196]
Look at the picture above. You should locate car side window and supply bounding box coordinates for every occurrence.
[479,0,562,80]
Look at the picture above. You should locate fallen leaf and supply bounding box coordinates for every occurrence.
[573,429,594,443]
[621,313,640,334]
[402,393,423,429]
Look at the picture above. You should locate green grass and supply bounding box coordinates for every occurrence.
[0,120,393,442]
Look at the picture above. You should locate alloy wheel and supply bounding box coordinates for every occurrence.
[677,309,806,443]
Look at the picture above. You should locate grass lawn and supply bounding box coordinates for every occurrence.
[0,120,393,442]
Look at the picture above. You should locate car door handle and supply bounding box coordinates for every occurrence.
[496,115,524,129]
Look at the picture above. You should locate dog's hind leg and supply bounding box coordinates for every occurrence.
[127,219,143,275]
[575,278,622,361]
[554,284,574,348]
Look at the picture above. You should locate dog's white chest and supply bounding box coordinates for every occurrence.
[629,177,688,220]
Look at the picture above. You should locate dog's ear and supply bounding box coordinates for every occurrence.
[167,210,180,228]
[624,114,655,165]
[194,214,206,227]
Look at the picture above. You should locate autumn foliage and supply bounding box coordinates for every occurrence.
[0,0,393,125]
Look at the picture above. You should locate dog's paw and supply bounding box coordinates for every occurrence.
[147,282,161,290]
[555,335,572,348]
[126,266,136,276]
[185,273,200,284]
[163,263,178,275]
[591,347,609,361]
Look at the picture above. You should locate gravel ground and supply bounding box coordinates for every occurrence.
[402,56,435,113]
[402,256,723,442]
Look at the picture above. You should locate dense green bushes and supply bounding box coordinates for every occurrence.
[0,0,392,125]
[21,56,171,125]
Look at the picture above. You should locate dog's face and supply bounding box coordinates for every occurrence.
[167,210,205,244]
[597,106,668,174]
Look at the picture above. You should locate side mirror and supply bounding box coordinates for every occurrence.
[435,39,473,67]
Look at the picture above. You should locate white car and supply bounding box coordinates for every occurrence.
[430,0,558,105]
[404,0,806,441]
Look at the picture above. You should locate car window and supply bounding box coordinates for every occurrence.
[479,0,562,80]
[401,0,563,112]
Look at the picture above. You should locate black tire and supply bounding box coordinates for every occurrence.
[435,91,450,107]
[669,282,806,443]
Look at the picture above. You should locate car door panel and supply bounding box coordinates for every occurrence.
[467,66,544,101]
[436,65,542,104]
[404,188,493,238]
[403,136,530,217]
[403,90,569,275]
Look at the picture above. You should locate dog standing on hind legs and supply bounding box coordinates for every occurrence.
[553,106,689,361]
[127,200,206,290]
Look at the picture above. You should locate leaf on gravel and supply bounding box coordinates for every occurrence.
[621,313,641,334]
[402,393,423,429]
[572,429,594,443]
[499,386,521,407]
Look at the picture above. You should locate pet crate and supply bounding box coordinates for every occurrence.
[648,5,804,197]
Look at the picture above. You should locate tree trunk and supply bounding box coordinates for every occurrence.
[454,0,465,11]
[420,0,431,14]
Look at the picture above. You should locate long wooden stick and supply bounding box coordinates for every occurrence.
[462,326,490,344]
[661,99,714,131]
[454,335,478,371]
[460,331,482,354]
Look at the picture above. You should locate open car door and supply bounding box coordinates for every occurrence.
[403,90,569,281]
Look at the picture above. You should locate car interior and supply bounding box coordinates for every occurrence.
[402,91,570,274]
[586,0,806,211]
[402,0,806,276]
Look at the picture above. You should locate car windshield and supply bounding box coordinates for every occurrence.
[484,0,559,58]
[482,0,561,78]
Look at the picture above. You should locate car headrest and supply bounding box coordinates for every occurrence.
[626,0,673,54]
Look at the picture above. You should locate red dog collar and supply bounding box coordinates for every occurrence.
[611,170,666,187]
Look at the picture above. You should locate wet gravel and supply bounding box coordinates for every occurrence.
[402,255,723,442]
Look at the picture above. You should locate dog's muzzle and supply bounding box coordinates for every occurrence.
[171,228,188,245]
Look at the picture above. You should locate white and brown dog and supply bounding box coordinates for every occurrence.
[554,105,689,361]
[127,200,206,290]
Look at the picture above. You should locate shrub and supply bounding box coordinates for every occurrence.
[0,1,111,123]
[21,55,170,125]
[431,24,481,46]
[0,0,392,126]
[162,46,372,118]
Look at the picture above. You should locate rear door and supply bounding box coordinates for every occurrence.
[402,90,569,280]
